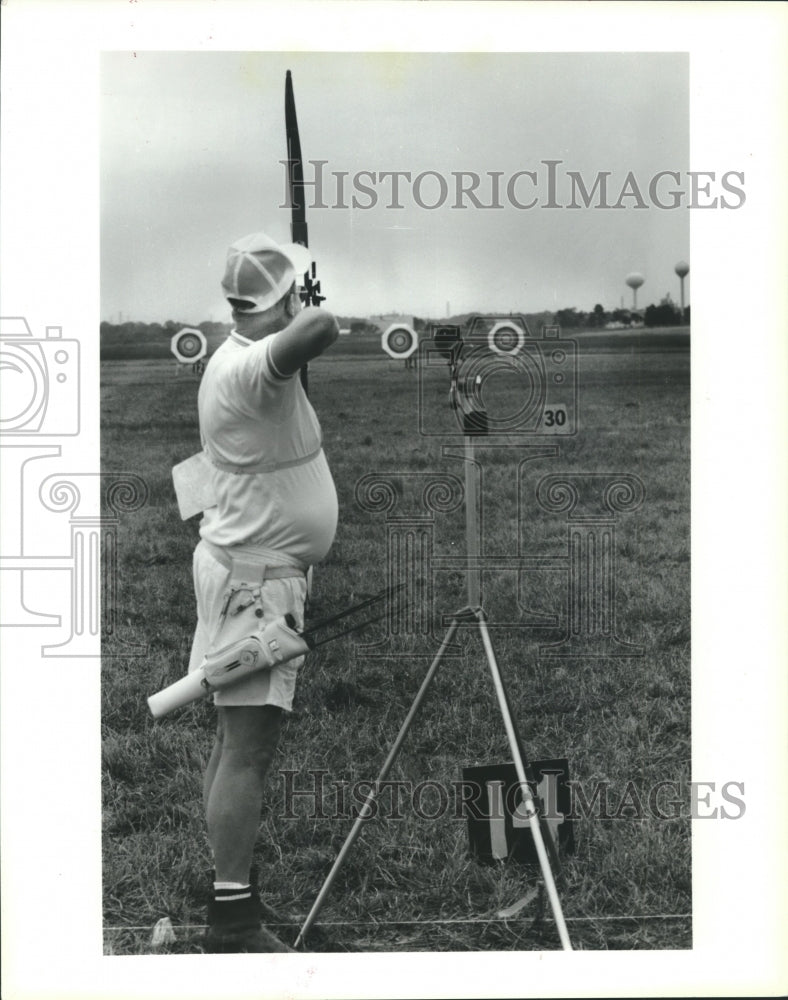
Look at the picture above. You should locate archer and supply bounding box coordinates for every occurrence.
[190,232,340,953]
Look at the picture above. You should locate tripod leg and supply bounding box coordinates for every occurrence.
[472,612,561,874]
[474,611,573,952]
[294,617,462,950]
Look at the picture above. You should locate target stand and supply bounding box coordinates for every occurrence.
[294,422,573,952]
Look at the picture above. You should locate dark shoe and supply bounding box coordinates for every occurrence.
[204,895,294,954]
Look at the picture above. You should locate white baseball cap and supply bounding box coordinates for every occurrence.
[221,232,312,313]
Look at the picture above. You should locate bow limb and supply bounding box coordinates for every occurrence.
[285,70,325,395]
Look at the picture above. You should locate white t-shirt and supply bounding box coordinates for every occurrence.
[197,330,338,567]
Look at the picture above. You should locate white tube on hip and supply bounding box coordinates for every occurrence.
[147,615,310,719]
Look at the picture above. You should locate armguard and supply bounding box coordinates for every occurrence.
[147,614,310,719]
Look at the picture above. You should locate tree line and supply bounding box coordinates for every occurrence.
[100,303,689,359]
[556,302,690,329]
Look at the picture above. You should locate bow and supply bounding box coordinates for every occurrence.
[285,70,324,395]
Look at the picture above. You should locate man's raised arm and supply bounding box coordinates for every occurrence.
[270,307,340,377]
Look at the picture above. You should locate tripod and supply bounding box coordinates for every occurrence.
[295,420,573,952]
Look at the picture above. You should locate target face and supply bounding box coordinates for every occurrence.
[488,322,526,356]
[382,324,418,359]
[171,328,207,364]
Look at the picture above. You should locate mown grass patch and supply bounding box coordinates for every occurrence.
[102,334,690,953]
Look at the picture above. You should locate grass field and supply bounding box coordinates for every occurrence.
[101,326,690,953]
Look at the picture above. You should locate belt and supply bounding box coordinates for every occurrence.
[203,443,323,476]
[202,540,305,580]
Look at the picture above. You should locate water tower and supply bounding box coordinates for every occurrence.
[626,272,645,311]
[674,261,689,318]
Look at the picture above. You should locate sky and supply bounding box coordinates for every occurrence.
[101,51,689,324]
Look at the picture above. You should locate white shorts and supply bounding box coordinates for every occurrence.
[188,541,308,710]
